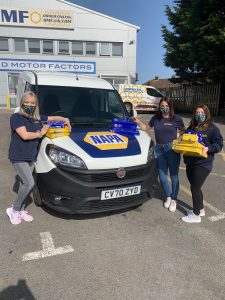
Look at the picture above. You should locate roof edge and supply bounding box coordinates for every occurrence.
[57,0,140,31]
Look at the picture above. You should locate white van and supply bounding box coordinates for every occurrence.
[16,72,157,214]
[119,84,164,114]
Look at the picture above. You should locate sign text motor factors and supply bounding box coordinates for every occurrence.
[0,58,96,74]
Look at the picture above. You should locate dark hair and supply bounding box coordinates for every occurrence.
[156,97,175,118]
[189,103,212,131]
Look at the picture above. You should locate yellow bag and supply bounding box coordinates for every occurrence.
[46,125,70,139]
[172,134,208,158]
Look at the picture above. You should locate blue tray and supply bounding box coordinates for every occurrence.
[42,121,65,128]
[111,118,139,135]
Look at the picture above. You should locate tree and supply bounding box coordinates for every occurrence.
[162,0,225,82]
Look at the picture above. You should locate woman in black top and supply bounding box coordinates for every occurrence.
[7,91,71,225]
[182,104,223,223]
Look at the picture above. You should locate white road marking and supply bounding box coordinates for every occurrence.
[219,148,225,162]
[179,184,225,222]
[22,232,74,261]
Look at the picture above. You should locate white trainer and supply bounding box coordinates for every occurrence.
[169,200,177,212]
[181,212,201,223]
[189,209,205,217]
[164,197,171,208]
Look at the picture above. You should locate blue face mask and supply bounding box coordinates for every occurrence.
[22,104,36,115]
[160,107,169,115]
[195,113,206,123]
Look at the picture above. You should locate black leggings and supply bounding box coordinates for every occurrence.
[186,166,211,215]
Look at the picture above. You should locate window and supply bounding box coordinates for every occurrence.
[43,40,54,54]
[112,43,123,56]
[14,39,25,52]
[72,41,83,55]
[100,42,110,56]
[147,88,163,98]
[28,39,40,53]
[58,41,69,54]
[101,76,128,91]
[0,38,9,51]
[86,42,96,55]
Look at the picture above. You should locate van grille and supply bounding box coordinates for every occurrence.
[78,192,149,213]
[68,167,149,183]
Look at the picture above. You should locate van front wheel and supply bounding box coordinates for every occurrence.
[33,183,42,206]
[124,103,132,115]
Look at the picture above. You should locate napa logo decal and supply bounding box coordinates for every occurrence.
[84,132,128,150]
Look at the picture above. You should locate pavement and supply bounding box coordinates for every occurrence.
[0,110,225,300]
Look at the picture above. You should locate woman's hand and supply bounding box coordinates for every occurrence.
[202,146,209,156]
[64,118,71,131]
[40,124,50,137]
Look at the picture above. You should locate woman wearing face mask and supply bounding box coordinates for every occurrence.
[181,104,223,223]
[134,97,185,212]
[7,91,71,225]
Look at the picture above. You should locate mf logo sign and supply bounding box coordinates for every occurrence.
[1,9,29,23]
[0,7,74,29]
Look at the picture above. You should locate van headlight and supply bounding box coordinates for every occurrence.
[46,145,87,169]
[147,140,155,162]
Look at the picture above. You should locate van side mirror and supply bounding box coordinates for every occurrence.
[129,108,137,117]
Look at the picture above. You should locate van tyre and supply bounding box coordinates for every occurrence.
[33,183,42,206]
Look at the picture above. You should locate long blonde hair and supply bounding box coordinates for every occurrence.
[19,91,41,120]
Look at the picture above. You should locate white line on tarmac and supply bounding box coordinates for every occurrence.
[22,232,74,261]
[219,148,225,162]
[179,184,225,222]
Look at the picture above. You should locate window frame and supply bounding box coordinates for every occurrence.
[112,42,123,57]
[99,42,111,56]
[42,40,54,55]
[0,38,9,52]
[85,42,96,56]
[28,39,41,54]
[72,41,84,56]
[58,40,70,55]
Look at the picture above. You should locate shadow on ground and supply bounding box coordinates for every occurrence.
[0,280,36,300]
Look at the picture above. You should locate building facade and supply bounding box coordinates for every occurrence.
[0,0,139,108]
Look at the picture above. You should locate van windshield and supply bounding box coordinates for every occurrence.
[35,85,127,124]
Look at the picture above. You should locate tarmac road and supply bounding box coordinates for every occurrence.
[0,110,225,300]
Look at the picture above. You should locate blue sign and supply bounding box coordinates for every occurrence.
[0,58,96,74]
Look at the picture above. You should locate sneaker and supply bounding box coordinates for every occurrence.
[189,209,205,217]
[169,200,177,212]
[181,212,201,223]
[6,207,21,225]
[20,210,33,222]
[164,197,171,208]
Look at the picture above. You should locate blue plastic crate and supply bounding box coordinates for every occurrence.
[111,117,139,135]
[42,121,65,128]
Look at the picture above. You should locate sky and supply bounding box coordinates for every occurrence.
[69,0,175,84]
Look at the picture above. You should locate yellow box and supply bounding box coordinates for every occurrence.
[172,140,208,158]
[181,133,198,142]
[46,126,70,139]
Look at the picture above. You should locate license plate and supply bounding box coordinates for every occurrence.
[101,185,141,200]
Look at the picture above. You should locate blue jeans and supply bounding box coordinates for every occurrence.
[155,142,181,200]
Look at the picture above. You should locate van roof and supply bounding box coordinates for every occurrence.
[20,72,114,90]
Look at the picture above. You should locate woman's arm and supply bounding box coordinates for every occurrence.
[48,116,71,130]
[177,126,186,138]
[16,124,50,140]
[207,126,223,154]
[133,117,151,131]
